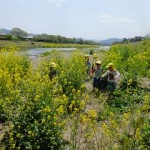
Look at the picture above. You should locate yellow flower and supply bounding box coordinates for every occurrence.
[43,106,51,113]
[80,114,88,124]
[71,101,75,105]
[135,128,140,139]
[34,94,40,101]
[16,133,21,138]
[69,104,72,111]
[28,130,32,135]
[9,137,14,142]
[80,100,85,108]
[113,144,119,150]
[81,83,86,89]
[47,115,51,120]
[11,144,16,149]
[88,110,97,119]
[57,105,64,115]
[72,88,76,93]
[42,119,45,124]
[76,90,81,95]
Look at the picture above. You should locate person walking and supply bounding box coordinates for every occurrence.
[85,54,92,77]
[92,60,103,91]
[92,53,98,74]
[101,63,120,98]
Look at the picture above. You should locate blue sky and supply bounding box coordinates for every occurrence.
[0,0,150,40]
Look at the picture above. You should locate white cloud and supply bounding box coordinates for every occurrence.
[97,14,135,25]
[46,0,67,7]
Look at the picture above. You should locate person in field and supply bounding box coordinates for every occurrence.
[92,60,103,91]
[92,53,98,74]
[85,54,92,76]
[49,62,58,81]
[101,63,120,97]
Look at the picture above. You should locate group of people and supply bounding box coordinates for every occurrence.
[85,54,120,96]
[48,53,120,98]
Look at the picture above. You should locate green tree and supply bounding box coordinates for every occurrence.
[10,28,28,38]
[6,34,12,40]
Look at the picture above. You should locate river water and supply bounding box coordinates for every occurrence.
[20,46,110,58]
[20,48,77,58]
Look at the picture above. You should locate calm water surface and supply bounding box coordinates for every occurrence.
[21,48,76,58]
[20,46,110,58]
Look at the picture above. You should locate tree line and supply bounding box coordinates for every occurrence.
[113,36,144,45]
[0,28,99,45]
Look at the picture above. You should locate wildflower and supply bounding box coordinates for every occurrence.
[28,130,32,135]
[57,105,64,115]
[11,144,16,149]
[135,128,140,139]
[76,90,81,95]
[16,133,21,138]
[113,144,119,150]
[81,83,86,89]
[88,110,97,119]
[69,104,72,111]
[34,94,40,102]
[42,119,45,124]
[43,106,51,113]
[127,79,133,86]
[9,137,14,142]
[80,100,85,108]
[80,114,88,124]
[71,101,75,105]
[72,88,76,93]
[47,115,51,120]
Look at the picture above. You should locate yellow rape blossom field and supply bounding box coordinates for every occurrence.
[0,40,150,150]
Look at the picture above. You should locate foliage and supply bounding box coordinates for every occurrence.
[10,28,28,38]
[140,119,150,149]
[0,40,150,150]
[0,48,31,122]
[102,40,150,90]
[33,34,98,45]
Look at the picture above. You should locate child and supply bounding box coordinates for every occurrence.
[92,60,103,91]
[101,63,120,97]
[92,53,98,74]
[85,54,92,76]
[49,62,57,81]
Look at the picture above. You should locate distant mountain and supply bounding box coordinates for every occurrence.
[144,34,150,39]
[0,29,11,35]
[0,28,37,37]
[27,33,37,38]
[100,38,123,46]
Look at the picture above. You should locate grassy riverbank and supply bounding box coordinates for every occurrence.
[0,40,98,50]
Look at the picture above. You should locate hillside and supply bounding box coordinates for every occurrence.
[100,38,123,46]
[0,29,10,35]
[144,33,150,39]
[0,28,36,37]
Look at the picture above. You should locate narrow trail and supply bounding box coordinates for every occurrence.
[84,77,108,112]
